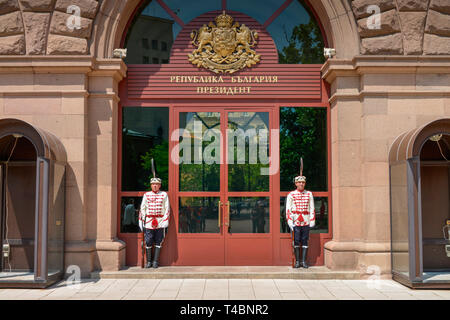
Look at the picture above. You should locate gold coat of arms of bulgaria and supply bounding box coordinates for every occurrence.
[188,11,261,74]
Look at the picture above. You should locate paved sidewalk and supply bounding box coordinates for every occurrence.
[0,279,449,300]
[92,266,360,279]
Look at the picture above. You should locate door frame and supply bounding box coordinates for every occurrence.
[223,107,275,265]
[117,98,332,267]
[171,106,276,265]
[171,106,225,265]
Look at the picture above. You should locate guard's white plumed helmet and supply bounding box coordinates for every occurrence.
[150,177,162,184]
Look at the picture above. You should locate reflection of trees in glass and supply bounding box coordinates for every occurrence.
[141,140,169,189]
[122,131,157,191]
[228,157,269,192]
[179,112,221,192]
[180,163,220,192]
[179,138,220,192]
[122,107,169,191]
[228,113,269,192]
[280,107,327,191]
[278,18,325,64]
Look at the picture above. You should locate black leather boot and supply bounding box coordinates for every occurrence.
[294,247,301,268]
[153,246,161,268]
[145,247,152,268]
[301,246,309,269]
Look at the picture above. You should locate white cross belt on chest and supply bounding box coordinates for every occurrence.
[292,193,310,214]
[146,194,164,217]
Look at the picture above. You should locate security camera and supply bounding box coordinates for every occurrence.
[113,48,127,59]
[324,48,336,59]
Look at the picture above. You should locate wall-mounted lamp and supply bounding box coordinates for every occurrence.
[429,134,442,142]
[113,48,127,59]
[324,48,336,59]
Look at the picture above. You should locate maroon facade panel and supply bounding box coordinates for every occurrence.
[125,11,322,101]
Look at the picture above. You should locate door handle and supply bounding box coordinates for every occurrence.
[225,201,230,227]
[218,200,222,228]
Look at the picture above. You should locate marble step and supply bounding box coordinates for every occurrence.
[91,266,361,280]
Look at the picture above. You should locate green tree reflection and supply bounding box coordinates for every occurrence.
[179,138,220,192]
[141,141,169,189]
[278,19,325,64]
[280,107,327,191]
[228,153,269,192]
[180,162,220,192]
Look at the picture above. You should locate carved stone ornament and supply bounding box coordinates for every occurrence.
[188,11,261,74]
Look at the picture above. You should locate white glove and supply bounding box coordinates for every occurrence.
[309,221,315,228]
[287,220,294,232]
[139,220,143,232]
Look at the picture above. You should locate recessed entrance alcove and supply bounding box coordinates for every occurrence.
[390,118,450,289]
[0,118,67,288]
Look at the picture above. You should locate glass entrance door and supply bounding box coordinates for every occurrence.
[224,111,273,265]
[173,108,274,265]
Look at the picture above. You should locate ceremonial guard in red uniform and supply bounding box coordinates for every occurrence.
[286,161,315,268]
[139,160,170,268]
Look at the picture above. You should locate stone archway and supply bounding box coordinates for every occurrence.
[89,0,360,60]
[1,1,449,58]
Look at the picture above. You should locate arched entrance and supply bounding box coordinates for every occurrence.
[390,118,450,289]
[117,2,332,267]
[91,0,359,61]
[0,119,67,288]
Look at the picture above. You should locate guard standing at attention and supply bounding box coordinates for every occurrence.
[139,159,170,268]
[286,159,315,268]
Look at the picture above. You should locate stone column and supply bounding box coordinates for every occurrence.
[87,59,127,272]
[323,56,450,279]
[322,60,365,272]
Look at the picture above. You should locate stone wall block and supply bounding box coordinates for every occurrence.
[337,100,362,141]
[351,0,396,19]
[54,0,99,19]
[358,9,400,38]
[416,74,450,91]
[19,0,56,11]
[361,33,404,54]
[362,73,415,91]
[397,0,430,11]
[0,11,24,36]
[399,12,427,55]
[46,34,87,54]
[0,0,20,15]
[430,0,450,15]
[49,11,93,39]
[0,34,25,54]
[423,33,450,54]
[425,9,450,37]
[363,97,388,115]
[4,96,61,114]
[22,12,50,55]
